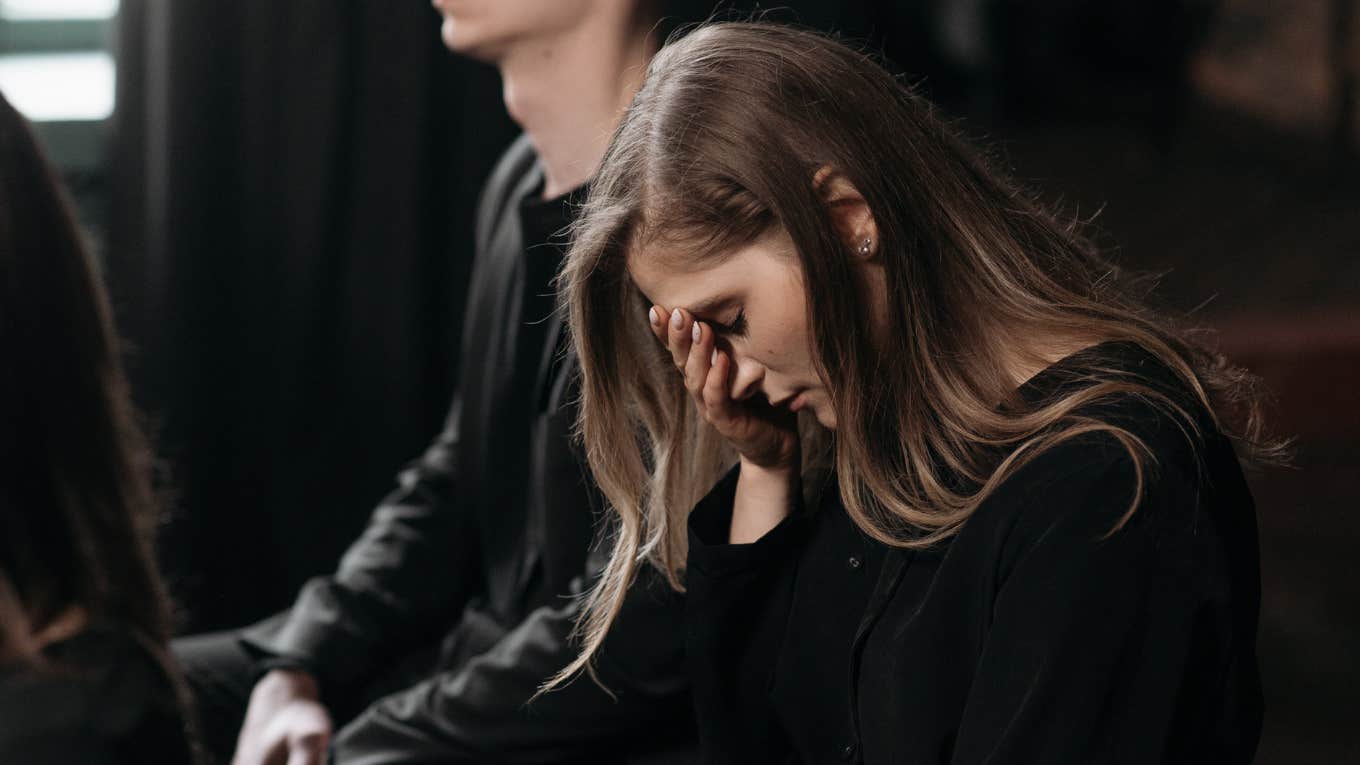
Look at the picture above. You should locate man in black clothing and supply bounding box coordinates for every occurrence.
[174,3,693,763]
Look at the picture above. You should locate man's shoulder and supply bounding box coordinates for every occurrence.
[477,134,539,221]
[487,133,539,192]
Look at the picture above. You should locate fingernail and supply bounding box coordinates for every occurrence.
[711,349,718,365]
[648,307,660,326]
[691,322,701,343]
[670,308,683,330]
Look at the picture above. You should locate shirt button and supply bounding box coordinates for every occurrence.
[840,741,858,760]
[847,555,862,570]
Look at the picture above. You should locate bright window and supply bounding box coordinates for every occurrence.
[0,52,113,121]
[0,0,119,21]
[0,0,118,170]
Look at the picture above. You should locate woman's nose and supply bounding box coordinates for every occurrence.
[728,354,765,401]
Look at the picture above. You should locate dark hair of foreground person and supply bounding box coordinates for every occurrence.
[0,90,197,764]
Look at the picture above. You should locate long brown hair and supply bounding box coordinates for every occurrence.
[550,22,1285,690]
[0,91,174,659]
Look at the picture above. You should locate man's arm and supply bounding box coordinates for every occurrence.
[237,134,540,696]
[239,398,482,697]
[328,562,692,763]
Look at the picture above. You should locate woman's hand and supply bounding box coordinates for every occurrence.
[651,305,802,543]
[649,305,800,470]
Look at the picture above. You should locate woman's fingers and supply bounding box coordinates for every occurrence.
[646,303,689,372]
[665,307,693,370]
[684,320,713,396]
[702,348,734,424]
[647,305,667,344]
[646,306,730,425]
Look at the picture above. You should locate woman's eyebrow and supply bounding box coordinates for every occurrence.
[687,294,737,318]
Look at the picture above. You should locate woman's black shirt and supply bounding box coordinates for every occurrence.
[685,341,1262,764]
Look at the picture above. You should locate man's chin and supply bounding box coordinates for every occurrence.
[439,19,500,61]
[439,18,464,51]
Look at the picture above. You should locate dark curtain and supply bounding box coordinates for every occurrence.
[108,0,516,633]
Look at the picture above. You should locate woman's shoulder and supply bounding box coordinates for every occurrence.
[0,624,196,764]
[970,340,1245,563]
[1017,339,1222,470]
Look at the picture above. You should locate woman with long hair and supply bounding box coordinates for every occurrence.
[553,22,1284,763]
[0,91,197,762]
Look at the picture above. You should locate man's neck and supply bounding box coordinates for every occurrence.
[498,17,657,200]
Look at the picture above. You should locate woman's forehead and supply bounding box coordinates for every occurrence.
[626,246,723,308]
[625,234,786,310]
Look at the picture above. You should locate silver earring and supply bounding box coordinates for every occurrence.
[857,237,872,255]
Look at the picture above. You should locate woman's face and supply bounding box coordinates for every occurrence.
[629,227,843,429]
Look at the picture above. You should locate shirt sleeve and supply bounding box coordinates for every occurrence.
[949,444,1254,764]
[685,464,807,764]
[239,397,481,696]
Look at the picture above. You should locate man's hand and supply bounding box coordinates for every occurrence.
[231,669,332,765]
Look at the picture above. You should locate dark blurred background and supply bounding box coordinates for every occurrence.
[1,0,1355,760]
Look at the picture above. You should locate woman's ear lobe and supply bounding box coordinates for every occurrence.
[812,166,879,259]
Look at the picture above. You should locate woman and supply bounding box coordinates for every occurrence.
[0,91,198,763]
[550,22,1286,764]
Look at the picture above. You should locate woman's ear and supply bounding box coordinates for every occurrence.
[813,166,879,260]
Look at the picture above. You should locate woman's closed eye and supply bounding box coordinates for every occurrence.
[710,309,748,338]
